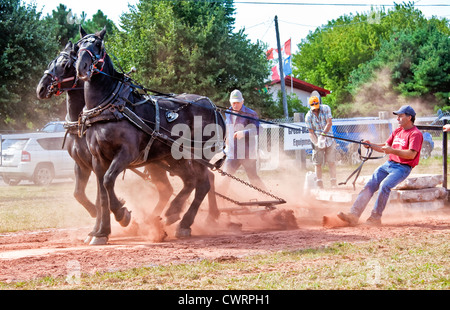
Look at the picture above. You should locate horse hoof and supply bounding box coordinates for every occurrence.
[175,227,191,238]
[165,214,180,226]
[119,209,132,227]
[84,235,93,244]
[89,236,108,245]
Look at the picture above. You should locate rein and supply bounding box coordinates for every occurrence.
[338,143,383,190]
[74,41,385,188]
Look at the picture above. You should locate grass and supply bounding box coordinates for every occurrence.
[0,182,94,233]
[1,234,448,290]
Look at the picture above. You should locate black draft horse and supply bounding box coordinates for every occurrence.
[74,27,226,244]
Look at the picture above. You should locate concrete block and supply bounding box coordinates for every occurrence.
[396,199,446,211]
[313,188,359,203]
[393,186,447,203]
[358,174,443,190]
[395,174,443,190]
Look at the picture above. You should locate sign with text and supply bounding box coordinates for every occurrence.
[283,123,310,151]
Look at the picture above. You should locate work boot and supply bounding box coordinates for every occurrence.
[337,212,359,226]
[364,216,382,227]
[316,179,324,189]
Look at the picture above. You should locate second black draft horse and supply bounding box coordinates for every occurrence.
[75,27,226,244]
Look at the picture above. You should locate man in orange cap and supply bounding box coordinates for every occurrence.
[305,95,337,189]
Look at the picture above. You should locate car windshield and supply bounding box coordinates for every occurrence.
[41,123,65,133]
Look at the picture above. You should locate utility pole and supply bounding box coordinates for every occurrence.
[275,15,288,119]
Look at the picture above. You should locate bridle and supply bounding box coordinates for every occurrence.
[44,51,79,96]
[76,35,106,80]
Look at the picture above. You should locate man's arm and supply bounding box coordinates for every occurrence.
[362,140,386,153]
[381,146,418,160]
[309,129,318,145]
[323,117,332,134]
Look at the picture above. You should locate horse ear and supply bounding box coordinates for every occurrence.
[65,41,73,50]
[99,26,107,40]
[79,25,87,38]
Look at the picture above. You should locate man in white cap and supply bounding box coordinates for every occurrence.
[337,105,423,226]
[305,95,337,189]
[221,89,267,191]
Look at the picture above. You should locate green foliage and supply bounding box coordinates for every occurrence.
[0,0,60,130]
[0,1,119,130]
[349,22,450,111]
[45,4,79,47]
[268,91,307,119]
[108,0,271,116]
[292,2,450,117]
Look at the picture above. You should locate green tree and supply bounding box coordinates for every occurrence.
[0,0,60,130]
[45,6,117,48]
[80,10,117,38]
[348,22,450,113]
[45,4,79,47]
[108,0,272,116]
[292,2,444,116]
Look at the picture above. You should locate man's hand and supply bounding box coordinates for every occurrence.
[362,140,371,149]
[233,131,245,140]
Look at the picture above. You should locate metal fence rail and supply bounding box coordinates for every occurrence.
[258,112,450,175]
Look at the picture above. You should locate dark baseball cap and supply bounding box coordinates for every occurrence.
[393,105,416,117]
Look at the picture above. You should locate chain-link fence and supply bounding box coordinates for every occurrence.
[258,111,450,171]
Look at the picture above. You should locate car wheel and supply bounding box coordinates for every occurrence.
[33,164,54,186]
[421,141,432,160]
[3,176,21,186]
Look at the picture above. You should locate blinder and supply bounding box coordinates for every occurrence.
[77,35,106,78]
[44,51,77,97]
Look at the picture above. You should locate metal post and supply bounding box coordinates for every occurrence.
[274,15,288,119]
[443,119,448,195]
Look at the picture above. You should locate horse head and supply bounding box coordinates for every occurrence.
[36,41,79,99]
[75,26,107,82]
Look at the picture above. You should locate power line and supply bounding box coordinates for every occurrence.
[234,1,450,7]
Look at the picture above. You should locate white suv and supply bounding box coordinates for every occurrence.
[0,132,75,185]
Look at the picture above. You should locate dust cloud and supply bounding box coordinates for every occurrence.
[348,67,436,117]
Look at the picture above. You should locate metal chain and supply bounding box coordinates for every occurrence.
[215,167,286,204]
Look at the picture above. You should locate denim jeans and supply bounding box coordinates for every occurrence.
[350,161,412,219]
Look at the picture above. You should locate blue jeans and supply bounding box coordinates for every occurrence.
[350,161,412,219]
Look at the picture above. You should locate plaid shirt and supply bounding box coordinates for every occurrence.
[305,104,333,147]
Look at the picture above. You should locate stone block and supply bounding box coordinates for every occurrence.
[358,174,443,190]
[396,199,446,211]
[392,186,447,203]
[395,174,443,190]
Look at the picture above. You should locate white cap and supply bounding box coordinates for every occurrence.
[230,89,244,102]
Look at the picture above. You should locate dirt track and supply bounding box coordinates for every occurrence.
[1,200,449,283]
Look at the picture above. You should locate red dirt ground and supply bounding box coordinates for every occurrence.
[1,198,449,283]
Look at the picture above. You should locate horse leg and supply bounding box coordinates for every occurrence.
[73,163,97,218]
[84,179,102,244]
[89,162,112,245]
[206,170,220,223]
[164,178,195,226]
[176,168,211,238]
[147,164,173,217]
[103,158,132,228]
